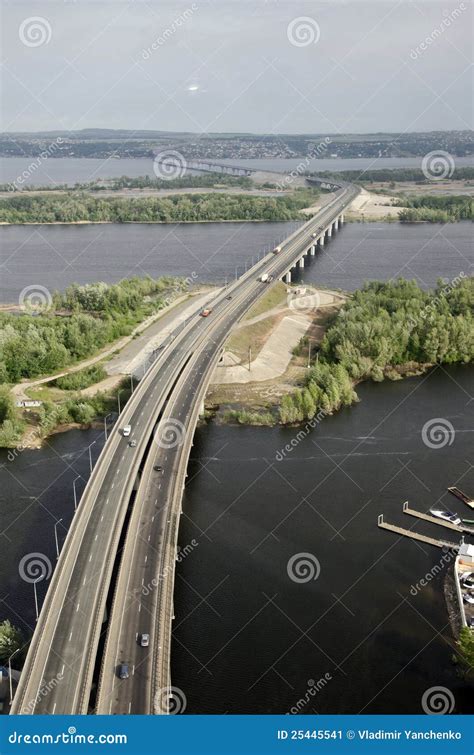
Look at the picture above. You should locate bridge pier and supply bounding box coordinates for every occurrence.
[334,218,339,231]
[326,225,332,238]
[284,271,291,283]
[298,257,304,268]
[319,235,325,246]
[310,245,316,256]
[340,214,344,224]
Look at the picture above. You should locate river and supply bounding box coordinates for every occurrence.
[2,156,473,187]
[0,218,472,714]
[0,221,472,303]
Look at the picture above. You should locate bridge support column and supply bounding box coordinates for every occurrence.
[298,257,304,268]
[284,271,291,283]
[199,399,205,416]
[310,245,316,256]
[326,225,332,238]
[319,235,325,246]
[334,218,339,231]
[340,214,344,224]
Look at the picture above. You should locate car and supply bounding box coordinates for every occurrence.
[461,572,474,588]
[128,439,137,448]
[462,593,474,605]
[139,633,150,647]
[153,465,163,473]
[122,425,132,437]
[467,616,474,628]
[117,663,129,679]
[226,295,232,300]
[429,508,461,526]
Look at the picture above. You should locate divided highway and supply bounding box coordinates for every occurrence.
[96,185,359,714]
[12,182,358,715]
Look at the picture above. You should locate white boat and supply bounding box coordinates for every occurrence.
[429,507,461,526]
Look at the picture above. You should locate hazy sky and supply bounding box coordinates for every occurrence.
[1,0,472,134]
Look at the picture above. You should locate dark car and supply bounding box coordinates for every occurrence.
[117,663,129,680]
[153,465,163,473]
[226,295,232,300]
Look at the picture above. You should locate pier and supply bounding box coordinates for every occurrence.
[377,515,459,551]
[448,487,474,509]
[402,502,474,535]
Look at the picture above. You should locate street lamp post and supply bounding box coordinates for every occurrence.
[54,519,63,560]
[33,576,41,621]
[8,648,20,705]
[73,475,81,511]
[104,413,113,441]
[88,441,95,473]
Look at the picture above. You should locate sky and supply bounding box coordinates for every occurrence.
[1,0,472,135]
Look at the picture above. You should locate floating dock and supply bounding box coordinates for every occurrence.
[402,501,474,535]
[448,487,474,509]
[377,514,459,551]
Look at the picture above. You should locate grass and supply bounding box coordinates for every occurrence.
[226,314,281,362]
[242,281,287,320]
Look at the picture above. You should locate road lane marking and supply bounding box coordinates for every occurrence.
[52,702,57,714]
[69,631,73,642]
[76,603,80,612]
[61,664,65,676]
[128,702,132,713]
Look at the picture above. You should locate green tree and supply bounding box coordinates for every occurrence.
[0,620,24,664]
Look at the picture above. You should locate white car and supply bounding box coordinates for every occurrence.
[462,593,474,605]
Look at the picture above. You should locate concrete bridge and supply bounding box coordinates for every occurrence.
[11,180,358,716]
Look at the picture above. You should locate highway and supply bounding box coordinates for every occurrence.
[12,181,358,715]
[96,185,359,714]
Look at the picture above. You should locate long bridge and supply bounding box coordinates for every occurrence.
[11,179,359,715]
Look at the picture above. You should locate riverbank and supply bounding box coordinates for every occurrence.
[2,284,219,449]
[206,276,473,427]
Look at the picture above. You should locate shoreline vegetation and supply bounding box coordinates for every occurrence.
[211,276,473,427]
[0,189,320,225]
[0,276,189,447]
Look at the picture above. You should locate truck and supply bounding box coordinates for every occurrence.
[272,245,282,254]
[122,425,131,437]
[200,308,212,317]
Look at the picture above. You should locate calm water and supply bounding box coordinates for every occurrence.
[0,210,473,714]
[0,221,472,303]
[1,367,473,713]
[2,156,473,186]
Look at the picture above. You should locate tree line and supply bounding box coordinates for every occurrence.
[279,277,473,424]
[396,194,473,222]
[0,189,319,224]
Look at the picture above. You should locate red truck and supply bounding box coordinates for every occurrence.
[200,308,212,317]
